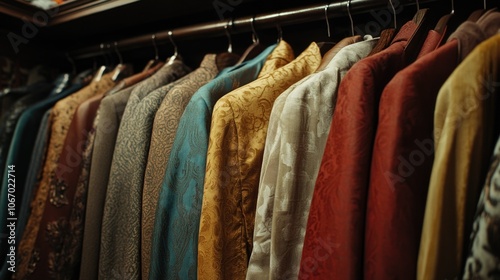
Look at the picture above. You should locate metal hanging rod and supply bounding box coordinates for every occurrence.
[70,0,441,60]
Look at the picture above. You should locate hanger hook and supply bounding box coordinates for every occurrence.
[250,16,259,44]
[483,0,486,9]
[276,24,283,43]
[65,52,76,76]
[114,42,123,65]
[168,31,178,57]
[224,19,233,53]
[325,4,331,38]
[100,43,109,66]
[388,0,397,29]
[451,0,455,14]
[107,43,115,65]
[347,0,355,36]
[415,0,420,11]
[152,34,159,60]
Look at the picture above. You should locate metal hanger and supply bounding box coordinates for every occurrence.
[251,16,260,44]
[388,0,397,29]
[276,12,283,43]
[434,0,462,36]
[167,31,179,65]
[142,34,161,72]
[65,52,76,76]
[317,3,340,60]
[106,43,115,67]
[325,4,332,38]
[114,42,123,65]
[225,19,233,53]
[347,0,355,36]
[236,16,262,65]
[467,0,486,21]
[317,3,337,70]
[276,24,283,43]
[112,41,125,81]
[93,43,108,82]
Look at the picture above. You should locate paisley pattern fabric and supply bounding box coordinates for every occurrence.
[0,82,54,191]
[200,40,312,280]
[99,60,191,280]
[82,66,163,275]
[418,34,500,280]
[14,72,116,280]
[0,82,52,187]
[79,85,135,280]
[28,93,104,280]
[149,43,277,280]
[245,38,377,280]
[246,37,372,279]
[362,30,450,280]
[463,134,500,279]
[0,81,84,280]
[107,63,164,97]
[141,53,238,280]
[58,111,97,280]
[79,64,162,279]
[299,21,417,280]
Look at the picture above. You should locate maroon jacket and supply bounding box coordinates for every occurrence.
[299,21,418,280]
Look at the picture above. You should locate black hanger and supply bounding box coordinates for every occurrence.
[434,0,467,45]
[404,0,440,64]
[367,0,396,56]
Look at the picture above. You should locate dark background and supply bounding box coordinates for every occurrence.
[0,0,487,72]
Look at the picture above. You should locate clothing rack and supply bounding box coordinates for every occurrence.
[70,0,442,60]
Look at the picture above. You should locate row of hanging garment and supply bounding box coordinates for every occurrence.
[0,4,499,280]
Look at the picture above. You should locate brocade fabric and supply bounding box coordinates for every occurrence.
[141,53,238,280]
[463,120,500,279]
[299,21,417,280]
[0,81,52,191]
[28,93,104,280]
[200,41,320,280]
[99,60,191,280]
[245,37,378,280]
[149,43,278,280]
[248,37,377,280]
[79,85,135,280]
[361,30,446,280]
[14,72,116,280]
[0,80,84,280]
[418,33,500,280]
[80,62,176,280]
